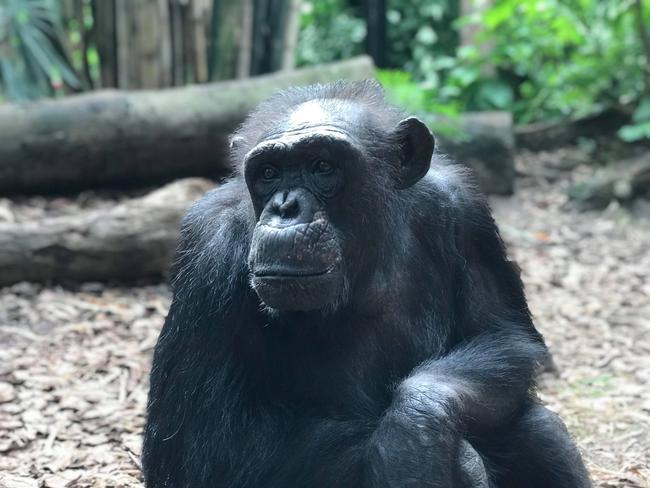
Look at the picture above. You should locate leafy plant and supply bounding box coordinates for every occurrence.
[464,0,646,124]
[0,0,79,100]
[376,69,462,138]
[296,0,366,67]
[380,0,648,137]
[386,0,459,83]
[619,97,650,141]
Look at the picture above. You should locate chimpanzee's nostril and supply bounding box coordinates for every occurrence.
[278,196,299,218]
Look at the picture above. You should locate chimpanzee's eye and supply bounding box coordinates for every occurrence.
[261,165,279,181]
[314,160,334,175]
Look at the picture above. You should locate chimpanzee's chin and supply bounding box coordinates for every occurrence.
[252,272,342,311]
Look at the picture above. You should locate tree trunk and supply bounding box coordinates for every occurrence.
[91,0,118,88]
[208,0,250,80]
[170,0,187,85]
[0,56,375,195]
[169,0,212,85]
[236,0,254,78]
[281,0,300,70]
[0,178,214,287]
[250,0,290,75]
[365,0,387,68]
[189,0,212,83]
[460,0,493,76]
[116,0,173,89]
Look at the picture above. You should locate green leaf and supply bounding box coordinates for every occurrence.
[484,0,518,28]
[0,0,79,100]
[632,98,650,123]
[415,25,437,45]
[475,79,514,110]
[618,122,650,142]
[16,7,30,25]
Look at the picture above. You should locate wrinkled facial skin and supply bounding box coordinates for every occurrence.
[244,128,357,312]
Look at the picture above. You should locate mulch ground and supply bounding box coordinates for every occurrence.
[0,149,648,488]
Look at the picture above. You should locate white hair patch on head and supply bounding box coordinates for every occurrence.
[287,100,333,128]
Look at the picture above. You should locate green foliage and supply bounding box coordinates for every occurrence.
[376,69,462,138]
[386,0,458,82]
[0,0,79,100]
[377,0,648,142]
[296,0,366,67]
[472,0,645,124]
[619,98,650,142]
[376,69,457,116]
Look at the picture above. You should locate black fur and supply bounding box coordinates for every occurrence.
[143,80,591,488]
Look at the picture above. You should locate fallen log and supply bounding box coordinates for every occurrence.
[0,57,374,195]
[568,154,650,210]
[515,107,630,151]
[0,178,214,286]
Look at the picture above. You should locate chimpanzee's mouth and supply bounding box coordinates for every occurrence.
[250,265,343,311]
[253,266,335,279]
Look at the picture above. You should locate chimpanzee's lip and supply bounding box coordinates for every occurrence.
[253,266,335,279]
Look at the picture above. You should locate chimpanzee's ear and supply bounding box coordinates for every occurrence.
[392,117,435,189]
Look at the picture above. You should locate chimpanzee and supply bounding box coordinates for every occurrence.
[143,80,591,488]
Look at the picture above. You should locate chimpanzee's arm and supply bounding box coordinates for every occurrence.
[392,327,547,432]
[365,196,548,487]
[392,199,548,432]
[142,184,263,487]
[367,334,545,487]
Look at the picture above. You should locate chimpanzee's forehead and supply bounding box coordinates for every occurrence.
[259,99,369,142]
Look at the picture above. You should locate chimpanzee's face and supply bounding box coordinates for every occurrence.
[242,99,434,312]
[243,101,361,312]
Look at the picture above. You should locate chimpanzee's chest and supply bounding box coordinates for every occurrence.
[260,317,426,416]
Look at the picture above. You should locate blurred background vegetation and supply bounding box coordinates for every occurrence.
[0,0,648,140]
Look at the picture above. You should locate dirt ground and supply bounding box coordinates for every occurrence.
[0,150,648,488]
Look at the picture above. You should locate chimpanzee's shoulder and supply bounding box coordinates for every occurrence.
[170,177,253,289]
[415,154,491,224]
[176,177,253,261]
[183,177,251,228]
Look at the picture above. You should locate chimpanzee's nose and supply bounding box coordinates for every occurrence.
[275,192,299,219]
[267,188,316,226]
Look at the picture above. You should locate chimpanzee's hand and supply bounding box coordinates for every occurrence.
[365,405,456,487]
[364,377,488,488]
